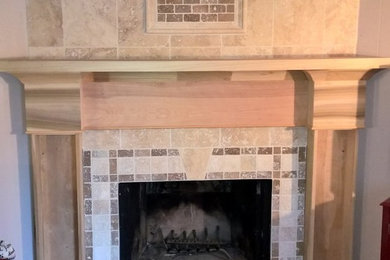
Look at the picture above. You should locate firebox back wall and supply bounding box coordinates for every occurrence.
[82,127,307,260]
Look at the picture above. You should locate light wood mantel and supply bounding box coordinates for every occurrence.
[1,57,389,260]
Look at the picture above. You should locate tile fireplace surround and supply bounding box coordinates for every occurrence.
[82,127,307,260]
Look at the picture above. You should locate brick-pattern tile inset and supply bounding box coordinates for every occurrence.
[157,0,236,22]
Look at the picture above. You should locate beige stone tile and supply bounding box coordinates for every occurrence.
[240,155,256,171]
[222,0,273,46]
[92,200,110,214]
[208,155,240,172]
[117,158,134,174]
[118,48,170,60]
[134,157,150,174]
[281,154,299,171]
[65,48,117,60]
[91,183,110,200]
[91,158,109,175]
[270,127,307,146]
[170,47,221,60]
[272,46,325,57]
[28,47,65,59]
[121,129,170,148]
[324,0,359,48]
[83,130,120,150]
[118,0,169,47]
[26,0,63,46]
[171,35,221,47]
[323,44,356,56]
[273,0,325,46]
[63,0,116,47]
[171,128,219,147]
[221,128,269,147]
[180,148,211,180]
[257,155,274,171]
[221,46,272,58]
[150,157,168,173]
[168,157,184,173]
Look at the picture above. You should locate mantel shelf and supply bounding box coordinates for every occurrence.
[0,57,390,73]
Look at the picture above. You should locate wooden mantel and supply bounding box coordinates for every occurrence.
[1,57,390,260]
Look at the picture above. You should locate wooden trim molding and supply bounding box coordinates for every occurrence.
[1,57,389,260]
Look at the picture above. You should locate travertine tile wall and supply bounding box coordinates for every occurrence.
[25,0,359,59]
[82,127,307,260]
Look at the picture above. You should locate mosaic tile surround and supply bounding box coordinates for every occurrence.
[82,128,307,260]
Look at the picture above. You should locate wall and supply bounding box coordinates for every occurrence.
[0,1,34,260]
[355,1,390,259]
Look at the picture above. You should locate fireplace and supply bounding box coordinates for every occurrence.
[82,127,306,260]
[118,180,272,260]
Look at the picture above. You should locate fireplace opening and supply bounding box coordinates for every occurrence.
[119,180,272,260]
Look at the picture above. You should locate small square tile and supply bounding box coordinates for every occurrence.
[212,148,223,155]
[272,211,280,226]
[282,147,298,154]
[241,171,256,179]
[258,171,272,179]
[207,172,223,179]
[111,215,119,230]
[92,200,110,215]
[298,179,305,193]
[258,147,272,154]
[168,149,180,156]
[273,155,281,171]
[118,175,134,182]
[280,227,297,241]
[118,149,133,157]
[168,173,185,181]
[110,175,118,182]
[273,147,281,154]
[85,215,92,230]
[85,231,93,246]
[273,171,281,178]
[84,200,92,215]
[93,246,111,260]
[272,242,279,257]
[241,147,256,154]
[298,195,305,210]
[298,147,306,162]
[298,162,306,178]
[298,211,304,225]
[85,247,93,260]
[272,180,280,194]
[152,173,168,181]
[110,183,118,198]
[280,179,298,195]
[83,167,91,182]
[111,200,118,214]
[272,196,280,210]
[111,246,119,260]
[109,150,117,157]
[152,149,167,156]
[272,226,279,242]
[279,242,296,257]
[92,150,108,157]
[281,171,297,178]
[224,172,239,179]
[297,226,304,241]
[135,174,151,181]
[135,149,150,157]
[93,230,111,246]
[109,159,117,174]
[279,211,298,227]
[83,151,91,166]
[279,195,298,211]
[225,148,240,155]
[84,184,92,198]
[93,175,109,182]
[111,231,119,246]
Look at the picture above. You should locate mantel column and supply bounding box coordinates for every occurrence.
[303,70,376,260]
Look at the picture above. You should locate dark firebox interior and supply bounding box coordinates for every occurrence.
[119,180,271,260]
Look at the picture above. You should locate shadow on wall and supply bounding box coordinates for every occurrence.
[0,73,34,260]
